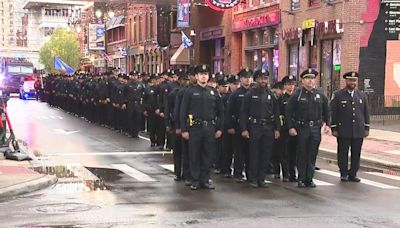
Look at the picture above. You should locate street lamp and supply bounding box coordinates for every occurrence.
[190,30,196,67]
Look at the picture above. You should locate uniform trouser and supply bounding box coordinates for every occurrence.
[127,104,142,136]
[271,138,282,175]
[214,136,223,169]
[222,130,234,175]
[233,131,249,179]
[281,128,297,179]
[156,116,166,147]
[248,125,275,183]
[337,137,363,178]
[182,138,191,180]
[173,131,182,178]
[188,126,216,185]
[147,114,157,144]
[166,131,174,149]
[296,126,321,183]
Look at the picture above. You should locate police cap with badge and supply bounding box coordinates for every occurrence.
[272,81,284,90]
[227,74,240,83]
[343,71,359,80]
[217,76,229,86]
[282,75,296,85]
[237,68,253,78]
[149,73,159,81]
[194,64,211,74]
[300,68,319,79]
[253,68,270,80]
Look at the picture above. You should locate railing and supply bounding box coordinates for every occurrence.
[366,94,400,121]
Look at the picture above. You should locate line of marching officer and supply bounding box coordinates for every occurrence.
[42,64,369,191]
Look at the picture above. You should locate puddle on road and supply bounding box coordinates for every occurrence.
[31,165,107,193]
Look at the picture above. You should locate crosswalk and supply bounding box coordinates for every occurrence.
[74,163,400,190]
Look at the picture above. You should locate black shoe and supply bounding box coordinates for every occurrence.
[191,183,200,190]
[348,176,361,182]
[282,177,290,182]
[201,182,215,190]
[249,182,259,188]
[224,174,233,178]
[258,181,269,188]
[297,181,306,188]
[306,180,316,188]
[340,176,349,182]
[315,166,321,170]
[235,177,245,183]
[184,180,192,186]
[289,177,298,182]
[174,176,181,181]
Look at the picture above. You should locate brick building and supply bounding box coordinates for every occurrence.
[279,0,400,99]
[230,0,280,80]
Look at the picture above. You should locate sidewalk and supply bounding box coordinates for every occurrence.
[0,153,57,201]
[319,126,400,174]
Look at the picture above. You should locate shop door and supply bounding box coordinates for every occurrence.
[321,40,333,98]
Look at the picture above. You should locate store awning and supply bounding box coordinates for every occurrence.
[107,16,125,30]
[170,44,189,65]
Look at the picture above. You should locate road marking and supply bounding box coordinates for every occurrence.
[160,164,174,172]
[139,135,150,141]
[111,164,157,182]
[45,151,173,156]
[365,172,400,181]
[317,169,400,189]
[383,150,400,155]
[313,179,334,186]
[53,129,79,135]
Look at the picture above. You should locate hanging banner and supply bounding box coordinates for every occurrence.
[88,24,105,51]
[177,0,190,28]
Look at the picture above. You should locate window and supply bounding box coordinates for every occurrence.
[309,0,321,7]
[291,0,300,11]
[133,16,137,43]
[248,0,253,7]
[149,12,153,39]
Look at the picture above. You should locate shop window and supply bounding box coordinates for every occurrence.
[289,44,299,78]
[320,39,341,97]
[291,0,300,11]
[309,0,321,7]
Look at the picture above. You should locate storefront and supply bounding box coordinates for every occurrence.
[282,19,344,97]
[231,5,280,81]
[199,26,226,73]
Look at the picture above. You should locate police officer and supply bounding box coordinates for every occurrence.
[180,64,223,190]
[226,68,253,183]
[270,81,284,178]
[143,74,161,147]
[330,71,370,182]
[221,75,239,177]
[174,68,197,186]
[278,75,298,182]
[126,71,145,138]
[286,69,330,188]
[240,69,280,188]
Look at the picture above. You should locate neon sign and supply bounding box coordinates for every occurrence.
[205,0,240,11]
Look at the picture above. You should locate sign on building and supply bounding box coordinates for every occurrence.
[88,24,105,51]
[177,0,190,28]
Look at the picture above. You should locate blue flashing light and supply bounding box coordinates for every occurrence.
[24,93,29,99]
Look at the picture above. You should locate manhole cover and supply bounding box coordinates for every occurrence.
[33,203,100,214]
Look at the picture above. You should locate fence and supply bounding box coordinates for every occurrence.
[366,95,400,121]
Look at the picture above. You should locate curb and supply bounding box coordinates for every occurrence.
[318,148,400,175]
[0,175,57,201]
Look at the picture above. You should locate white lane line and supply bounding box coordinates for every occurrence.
[317,169,399,190]
[139,135,150,141]
[313,179,334,186]
[383,150,400,155]
[111,164,157,182]
[365,172,400,182]
[160,164,174,172]
[45,151,173,156]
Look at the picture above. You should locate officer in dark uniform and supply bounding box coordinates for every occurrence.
[174,68,197,186]
[270,81,284,178]
[240,69,280,188]
[180,64,223,190]
[330,71,370,182]
[166,71,189,181]
[286,69,331,188]
[220,74,241,178]
[277,75,298,182]
[214,75,229,174]
[143,74,161,147]
[126,71,145,138]
[226,68,253,183]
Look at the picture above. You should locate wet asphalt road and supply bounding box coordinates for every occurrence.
[1,98,400,228]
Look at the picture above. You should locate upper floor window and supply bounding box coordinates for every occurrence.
[309,0,321,7]
[291,0,300,11]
